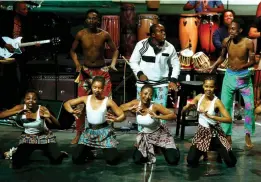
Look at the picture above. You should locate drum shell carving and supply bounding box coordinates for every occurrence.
[179,14,199,54]
[120,3,136,33]
[121,33,137,59]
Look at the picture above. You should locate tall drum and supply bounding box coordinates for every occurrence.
[198,12,219,53]
[120,3,136,33]
[120,3,137,59]
[179,14,199,54]
[101,15,120,59]
[137,14,159,41]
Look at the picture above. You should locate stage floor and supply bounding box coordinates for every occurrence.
[1,119,261,182]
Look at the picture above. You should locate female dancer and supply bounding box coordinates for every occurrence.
[182,77,237,167]
[0,89,67,169]
[120,84,180,165]
[64,76,125,165]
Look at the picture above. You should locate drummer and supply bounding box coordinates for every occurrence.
[183,0,224,13]
[129,23,180,128]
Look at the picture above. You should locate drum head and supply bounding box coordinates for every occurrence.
[181,49,194,57]
[198,12,218,16]
[138,14,159,19]
[192,51,204,58]
[180,14,198,17]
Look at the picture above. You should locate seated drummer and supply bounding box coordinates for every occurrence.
[183,0,224,13]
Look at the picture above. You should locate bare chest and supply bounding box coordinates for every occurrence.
[228,41,248,58]
[81,33,107,49]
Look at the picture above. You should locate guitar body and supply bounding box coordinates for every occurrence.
[0,36,59,59]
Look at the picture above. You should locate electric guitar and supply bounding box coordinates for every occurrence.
[0,36,60,59]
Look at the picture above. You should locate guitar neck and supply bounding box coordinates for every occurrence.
[20,40,51,47]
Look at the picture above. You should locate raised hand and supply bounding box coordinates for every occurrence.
[71,109,82,119]
[109,64,118,71]
[148,110,159,119]
[39,107,51,118]
[128,105,140,113]
[106,112,118,122]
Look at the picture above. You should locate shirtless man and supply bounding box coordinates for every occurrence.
[70,9,119,144]
[209,19,255,148]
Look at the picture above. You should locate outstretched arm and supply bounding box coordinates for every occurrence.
[182,94,201,113]
[64,96,87,116]
[70,31,82,72]
[150,104,176,121]
[120,99,139,112]
[0,105,24,118]
[209,39,228,72]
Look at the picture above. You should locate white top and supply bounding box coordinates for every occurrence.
[136,102,160,133]
[22,105,47,134]
[197,94,218,128]
[86,95,108,125]
[129,38,180,87]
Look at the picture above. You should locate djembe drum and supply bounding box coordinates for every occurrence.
[179,48,194,68]
[192,52,211,70]
[120,3,137,59]
[101,15,120,59]
[137,14,159,41]
[179,14,199,54]
[198,12,219,53]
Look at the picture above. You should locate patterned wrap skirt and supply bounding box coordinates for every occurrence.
[78,126,118,148]
[192,124,231,152]
[137,124,176,164]
[18,131,57,145]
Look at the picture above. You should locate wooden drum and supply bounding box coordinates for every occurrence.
[198,12,219,53]
[120,3,136,32]
[192,52,211,70]
[146,0,160,10]
[101,15,120,58]
[179,14,199,54]
[179,48,194,68]
[120,3,137,59]
[137,14,159,41]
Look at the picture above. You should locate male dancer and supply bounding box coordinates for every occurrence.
[209,19,255,148]
[70,9,118,144]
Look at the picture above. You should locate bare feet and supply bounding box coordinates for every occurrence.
[245,134,254,149]
[71,134,80,144]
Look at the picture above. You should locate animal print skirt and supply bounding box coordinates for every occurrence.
[192,124,231,152]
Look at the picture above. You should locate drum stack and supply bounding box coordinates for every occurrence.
[101,15,120,59]
[178,12,220,70]
[120,3,137,59]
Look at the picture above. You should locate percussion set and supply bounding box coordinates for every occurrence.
[178,12,220,70]
[179,49,211,71]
